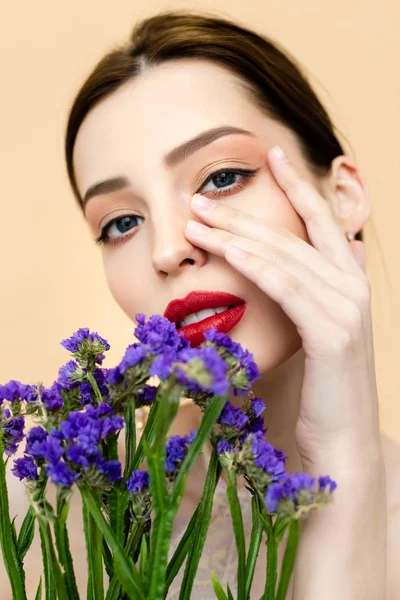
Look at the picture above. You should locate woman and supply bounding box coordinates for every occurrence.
[61,9,399,598]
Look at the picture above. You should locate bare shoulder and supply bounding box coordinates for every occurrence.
[380,432,400,599]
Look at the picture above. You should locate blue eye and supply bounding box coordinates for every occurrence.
[95,167,259,247]
[96,215,144,247]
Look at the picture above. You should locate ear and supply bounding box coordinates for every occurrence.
[319,155,371,271]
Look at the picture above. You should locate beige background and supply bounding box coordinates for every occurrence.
[0,1,399,445]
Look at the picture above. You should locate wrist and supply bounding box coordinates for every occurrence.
[298,437,385,479]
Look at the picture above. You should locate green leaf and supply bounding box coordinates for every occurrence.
[123,401,136,480]
[38,516,56,600]
[131,398,159,471]
[211,571,228,600]
[18,505,36,561]
[171,394,227,508]
[245,494,263,599]
[143,442,174,600]
[109,483,130,545]
[227,583,235,600]
[82,492,104,600]
[139,535,148,580]
[262,530,278,600]
[178,448,221,600]
[0,435,27,600]
[105,521,147,600]
[38,517,68,600]
[275,519,300,600]
[225,469,246,600]
[164,504,200,594]
[103,537,114,579]
[80,485,145,600]
[34,576,43,600]
[54,493,80,600]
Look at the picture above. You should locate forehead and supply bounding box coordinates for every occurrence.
[73,59,276,197]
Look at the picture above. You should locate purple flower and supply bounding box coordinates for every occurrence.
[203,328,261,389]
[12,455,38,480]
[46,461,81,487]
[1,380,23,402]
[61,328,110,354]
[318,475,337,494]
[41,382,64,411]
[265,473,317,513]
[25,426,48,454]
[217,440,234,454]
[134,314,189,355]
[58,360,80,389]
[165,430,197,473]
[66,443,90,469]
[127,469,150,494]
[30,436,64,463]
[119,344,149,373]
[135,385,158,406]
[218,400,249,430]
[175,346,230,397]
[97,459,122,482]
[149,348,177,380]
[251,397,265,418]
[251,431,288,480]
[2,415,25,456]
[78,382,95,406]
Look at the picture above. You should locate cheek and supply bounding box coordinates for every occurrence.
[102,253,145,320]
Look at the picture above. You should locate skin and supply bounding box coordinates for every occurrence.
[72,59,396,597]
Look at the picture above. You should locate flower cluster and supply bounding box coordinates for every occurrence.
[165,430,197,476]
[12,402,123,488]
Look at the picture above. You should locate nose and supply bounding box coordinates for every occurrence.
[151,208,207,275]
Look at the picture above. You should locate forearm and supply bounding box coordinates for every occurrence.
[292,451,387,600]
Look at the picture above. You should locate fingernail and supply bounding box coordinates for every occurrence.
[271,145,289,163]
[192,194,216,211]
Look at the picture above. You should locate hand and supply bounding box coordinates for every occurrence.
[184,144,382,472]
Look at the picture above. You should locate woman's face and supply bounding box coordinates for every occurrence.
[73,59,326,375]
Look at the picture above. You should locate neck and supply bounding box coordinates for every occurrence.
[247,346,306,476]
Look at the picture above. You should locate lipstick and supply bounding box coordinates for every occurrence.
[163,290,247,347]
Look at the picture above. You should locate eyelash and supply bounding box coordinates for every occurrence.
[95,166,260,247]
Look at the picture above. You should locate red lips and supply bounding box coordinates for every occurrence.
[163,290,246,326]
[163,290,247,347]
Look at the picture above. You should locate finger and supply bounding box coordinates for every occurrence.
[185,218,369,305]
[268,145,362,277]
[224,245,363,352]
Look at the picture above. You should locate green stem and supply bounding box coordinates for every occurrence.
[131,400,159,471]
[80,485,145,600]
[86,371,103,405]
[54,491,80,600]
[263,532,278,600]
[225,468,246,600]
[178,448,222,600]
[82,491,104,600]
[38,517,68,600]
[123,401,136,480]
[164,504,200,595]
[0,434,27,600]
[245,494,263,600]
[275,519,300,600]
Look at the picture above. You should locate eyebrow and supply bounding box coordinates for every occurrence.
[82,125,255,209]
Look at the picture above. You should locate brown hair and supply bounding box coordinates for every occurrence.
[65,8,363,241]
